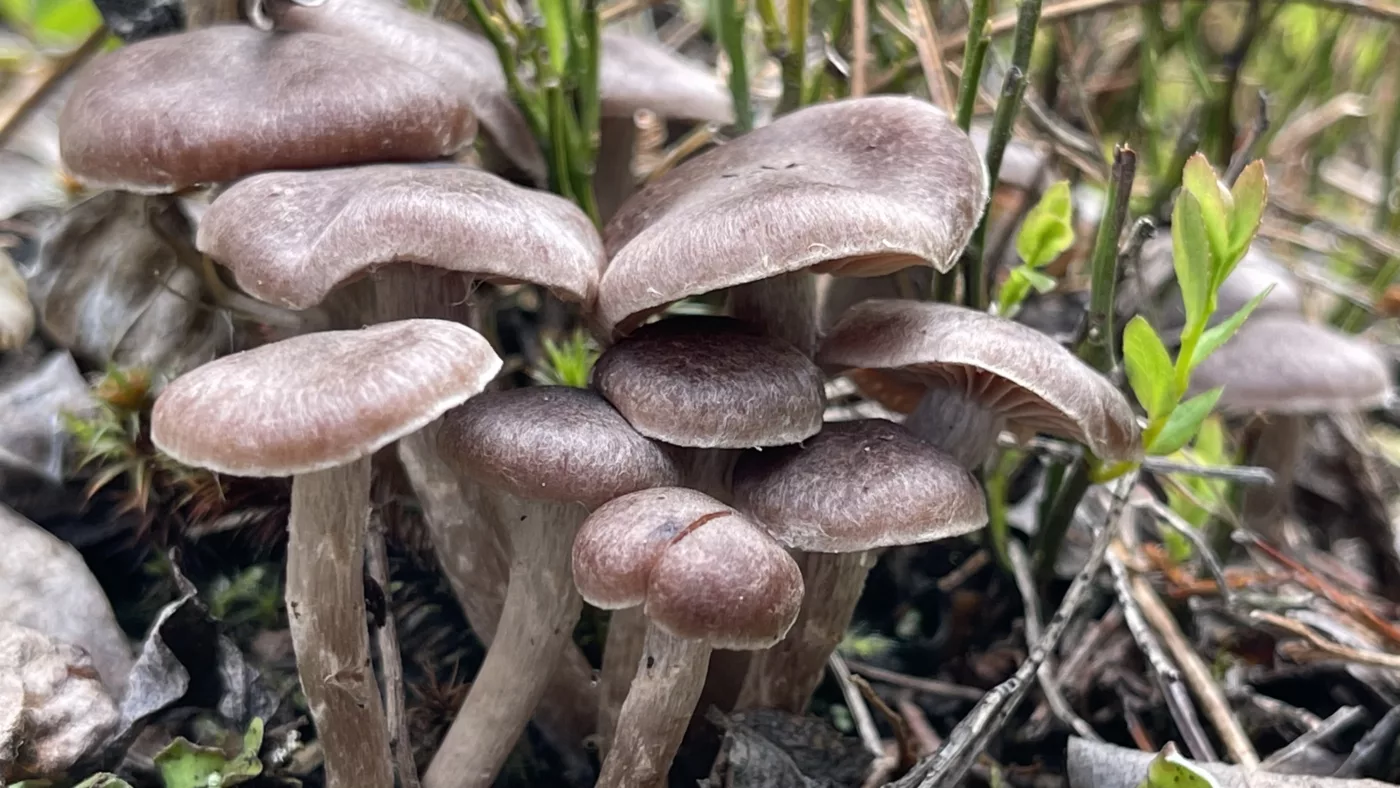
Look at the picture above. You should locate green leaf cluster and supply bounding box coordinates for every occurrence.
[153,718,265,788]
[996,181,1075,318]
[531,328,600,388]
[1122,155,1269,456]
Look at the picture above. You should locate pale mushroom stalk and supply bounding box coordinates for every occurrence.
[728,270,820,356]
[574,489,803,788]
[1238,415,1304,543]
[150,321,500,788]
[286,460,394,788]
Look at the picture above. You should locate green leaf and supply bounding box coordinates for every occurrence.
[1122,316,1175,419]
[1136,743,1222,788]
[1148,387,1224,456]
[1227,161,1268,263]
[1193,414,1225,462]
[1180,153,1231,271]
[1188,285,1274,371]
[1171,192,1212,335]
[1021,268,1058,293]
[154,718,264,788]
[29,0,100,46]
[1015,180,1075,268]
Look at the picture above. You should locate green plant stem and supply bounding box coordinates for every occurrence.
[1032,456,1091,579]
[718,0,754,131]
[461,0,546,137]
[779,0,809,114]
[985,449,1023,569]
[1075,146,1137,372]
[756,0,785,56]
[954,0,991,131]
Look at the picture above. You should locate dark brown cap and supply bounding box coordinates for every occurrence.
[591,316,825,448]
[59,26,475,193]
[151,320,500,476]
[1188,314,1393,415]
[733,419,987,552]
[437,386,679,507]
[819,299,1140,462]
[597,96,987,338]
[572,487,803,649]
[197,163,603,310]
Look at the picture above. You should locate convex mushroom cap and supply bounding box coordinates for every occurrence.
[819,299,1141,463]
[437,386,679,507]
[573,487,803,649]
[59,26,475,193]
[734,419,987,552]
[151,320,500,476]
[591,316,825,448]
[197,163,604,310]
[1188,314,1392,414]
[597,96,987,338]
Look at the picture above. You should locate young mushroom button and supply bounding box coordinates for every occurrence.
[818,299,1141,469]
[149,320,501,788]
[573,487,803,788]
[430,387,679,788]
[731,419,988,712]
[598,95,986,354]
[58,26,475,193]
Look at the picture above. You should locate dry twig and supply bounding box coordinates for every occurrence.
[367,521,422,788]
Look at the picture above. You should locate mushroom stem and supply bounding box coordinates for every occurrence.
[595,116,639,223]
[286,459,394,788]
[735,550,875,712]
[597,605,647,755]
[597,623,713,788]
[1239,414,1304,545]
[728,271,819,356]
[905,386,1005,469]
[423,494,587,788]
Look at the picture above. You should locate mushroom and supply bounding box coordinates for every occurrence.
[197,161,606,768]
[432,386,678,788]
[150,319,501,788]
[266,0,732,200]
[731,419,987,711]
[58,25,476,193]
[588,315,824,735]
[599,95,986,355]
[819,299,1141,469]
[573,487,804,788]
[1186,313,1392,542]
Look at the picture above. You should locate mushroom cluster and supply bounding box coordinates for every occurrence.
[55,4,1157,785]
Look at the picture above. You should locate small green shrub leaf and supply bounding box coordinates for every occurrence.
[1123,316,1175,419]
[1148,387,1224,456]
[1227,161,1268,263]
[1189,285,1274,371]
[1015,180,1075,268]
[1180,153,1231,269]
[1136,743,1222,788]
[1171,192,1212,334]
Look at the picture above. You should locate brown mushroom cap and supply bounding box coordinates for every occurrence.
[436,386,679,507]
[597,96,987,338]
[819,299,1141,462]
[58,26,475,193]
[151,320,500,476]
[733,419,987,552]
[1188,314,1393,415]
[598,33,732,123]
[197,163,603,310]
[572,487,803,649]
[591,316,826,448]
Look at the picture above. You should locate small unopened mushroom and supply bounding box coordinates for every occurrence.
[599,95,986,354]
[151,320,501,788]
[731,419,987,712]
[1186,313,1392,542]
[433,387,678,788]
[573,487,803,788]
[819,299,1141,468]
[58,25,476,193]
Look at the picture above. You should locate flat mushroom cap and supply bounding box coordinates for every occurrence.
[598,33,733,123]
[819,299,1141,462]
[151,320,500,477]
[58,26,475,193]
[591,316,826,448]
[733,419,988,552]
[598,96,987,338]
[1188,314,1393,415]
[437,386,679,507]
[573,487,803,649]
[198,163,603,310]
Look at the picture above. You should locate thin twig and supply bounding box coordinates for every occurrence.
[0,25,109,150]
[366,520,421,788]
[1260,706,1365,770]
[831,653,885,760]
[1006,435,1276,485]
[641,123,720,184]
[1076,146,1137,372]
[1007,542,1102,741]
[1334,704,1400,778]
[1252,611,1400,670]
[1140,498,1236,610]
[1132,564,1260,766]
[851,0,870,97]
[847,661,986,703]
[1224,91,1269,186]
[1107,542,1217,761]
[896,691,941,756]
[854,675,918,773]
[891,472,1139,788]
[937,549,990,592]
[904,0,955,111]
